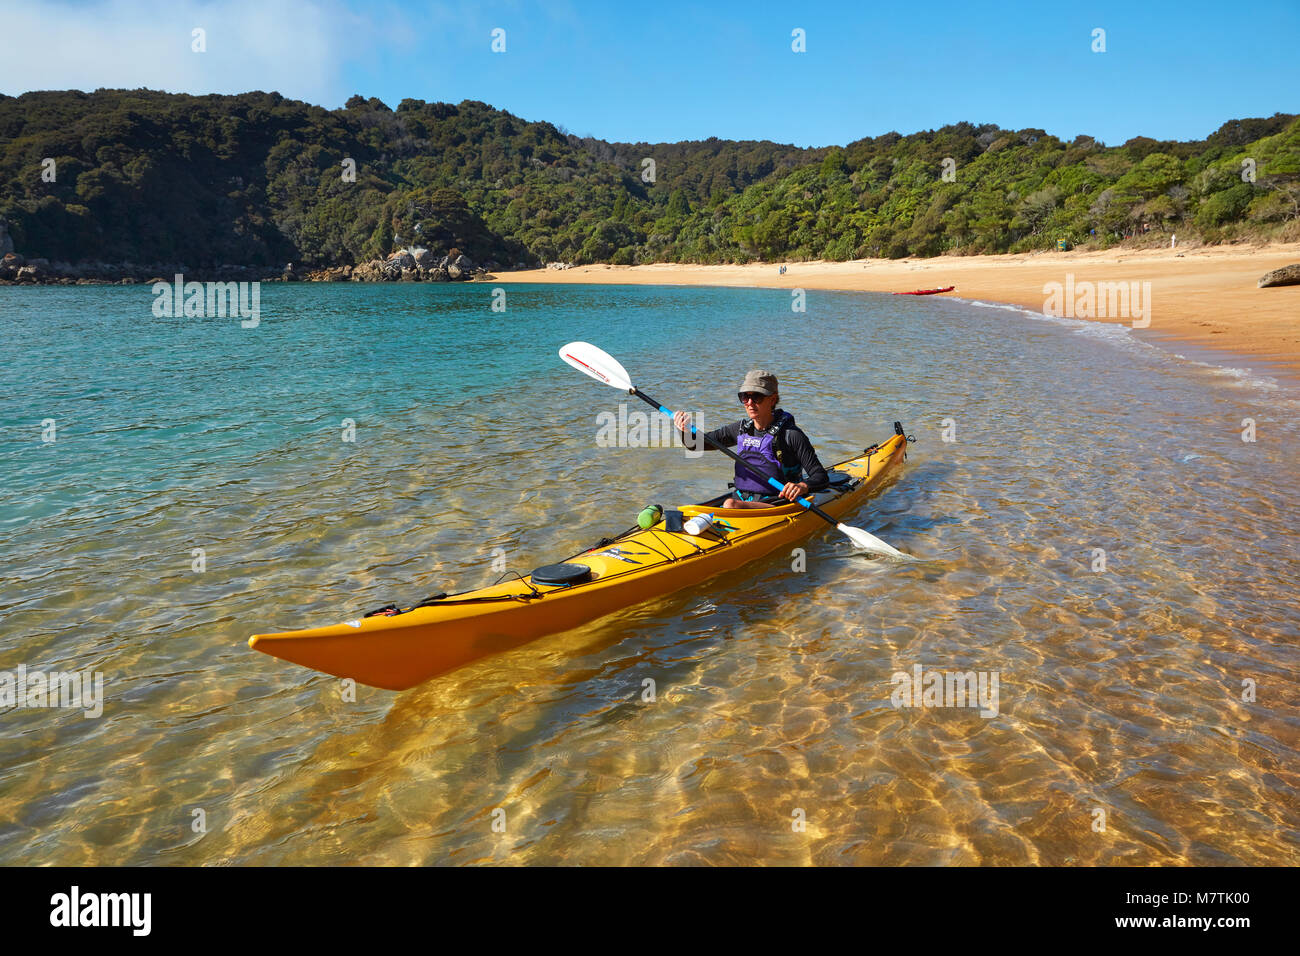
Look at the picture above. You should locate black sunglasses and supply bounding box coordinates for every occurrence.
[738,392,770,404]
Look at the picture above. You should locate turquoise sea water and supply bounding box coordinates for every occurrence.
[1,282,1297,865]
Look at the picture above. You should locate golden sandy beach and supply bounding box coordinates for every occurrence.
[497,242,1300,374]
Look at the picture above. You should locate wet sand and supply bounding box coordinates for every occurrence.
[495,243,1300,374]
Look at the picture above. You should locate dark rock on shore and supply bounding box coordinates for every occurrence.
[1258,264,1300,288]
[0,255,295,284]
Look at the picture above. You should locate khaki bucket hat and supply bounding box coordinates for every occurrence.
[738,369,778,397]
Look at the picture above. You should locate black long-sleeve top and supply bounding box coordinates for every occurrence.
[678,412,830,491]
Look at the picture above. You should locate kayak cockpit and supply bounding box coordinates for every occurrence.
[693,468,859,511]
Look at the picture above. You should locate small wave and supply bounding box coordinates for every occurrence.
[964,299,1041,318]
[1069,322,1140,342]
[1169,354,1281,392]
[965,299,1138,340]
[960,299,1292,397]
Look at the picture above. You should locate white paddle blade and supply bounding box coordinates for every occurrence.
[559,342,633,392]
[838,523,909,559]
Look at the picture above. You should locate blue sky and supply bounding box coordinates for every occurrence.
[2,0,1296,147]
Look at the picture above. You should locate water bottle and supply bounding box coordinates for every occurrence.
[684,513,714,536]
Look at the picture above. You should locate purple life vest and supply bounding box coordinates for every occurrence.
[734,410,801,494]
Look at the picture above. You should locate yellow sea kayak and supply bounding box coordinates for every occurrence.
[249,426,912,690]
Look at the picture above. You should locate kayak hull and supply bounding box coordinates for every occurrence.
[893,286,955,295]
[249,431,908,690]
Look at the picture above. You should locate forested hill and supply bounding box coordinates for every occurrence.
[0,89,1296,271]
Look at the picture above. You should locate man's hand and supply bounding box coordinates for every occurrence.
[779,481,809,502]
[673,410,692,435]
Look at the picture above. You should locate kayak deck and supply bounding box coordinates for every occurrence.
[249,428,910,690]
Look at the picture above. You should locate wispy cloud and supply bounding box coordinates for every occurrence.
[0,0,411,106]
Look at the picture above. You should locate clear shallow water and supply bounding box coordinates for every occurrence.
[1,282,1297,865]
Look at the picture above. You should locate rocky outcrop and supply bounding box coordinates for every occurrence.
[0,248,487,285]
[348,260,381,282]
[1,260,274,284]
[0,220,14,257]
[305,266,352,281]
[387,250,416,272]
[347,248,482,282]
[1258,264,1300,288]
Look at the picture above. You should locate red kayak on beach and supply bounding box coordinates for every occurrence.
[893,285,955,296]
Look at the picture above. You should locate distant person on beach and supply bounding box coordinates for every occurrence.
[673,370,829,509]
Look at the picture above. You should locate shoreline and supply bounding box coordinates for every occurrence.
[493,243,1300,377]
[5,242,1297,379]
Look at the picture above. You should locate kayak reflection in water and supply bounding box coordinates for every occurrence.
[673,369,830,510]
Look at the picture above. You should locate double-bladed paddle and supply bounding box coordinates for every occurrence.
[559,341,907,558]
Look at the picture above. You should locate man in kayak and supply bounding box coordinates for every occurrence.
[673,370,829,509]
